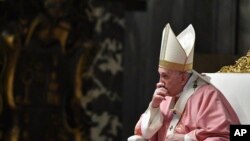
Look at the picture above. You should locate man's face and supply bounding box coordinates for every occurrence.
[158,67,188,97]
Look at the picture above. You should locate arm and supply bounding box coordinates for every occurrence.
[184,85,240,141]
[135,103,163,139]
[134,82,169,140]
[139,82,170,139]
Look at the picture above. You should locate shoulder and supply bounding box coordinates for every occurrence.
[197,83,220,93]
[191,83,225,101]
[186,84,230,112]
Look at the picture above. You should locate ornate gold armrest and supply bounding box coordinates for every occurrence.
[219,50,250,73]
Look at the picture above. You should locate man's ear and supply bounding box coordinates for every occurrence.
[181,73,189,85]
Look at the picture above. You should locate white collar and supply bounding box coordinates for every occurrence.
[173,70,208,116]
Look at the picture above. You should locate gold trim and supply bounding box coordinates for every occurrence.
[25,16,41,46]
[219,50,250,73]
[75,55,84,100]
[5,49,19,109]
[159,60,192,71]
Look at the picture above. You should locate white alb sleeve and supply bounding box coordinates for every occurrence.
[141,104,163,139]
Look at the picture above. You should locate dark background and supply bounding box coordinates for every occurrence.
[0,0,250,141]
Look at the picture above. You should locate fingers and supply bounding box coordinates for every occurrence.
[156,82,168,96]
[151,86,168,108]
[152,94,165,106]
[156,88,168,97]
[153,94,165,101]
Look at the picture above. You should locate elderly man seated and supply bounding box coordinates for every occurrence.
[128,23,246,141]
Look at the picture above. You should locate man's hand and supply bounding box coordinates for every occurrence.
[166,134,184,141]
[151,82,168,108]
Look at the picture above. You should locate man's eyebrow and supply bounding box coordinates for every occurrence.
[160,72,168,76]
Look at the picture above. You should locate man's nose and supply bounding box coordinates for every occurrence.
[159,78,164,83]
[158,81,165,87]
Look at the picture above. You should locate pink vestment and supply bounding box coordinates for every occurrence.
[134,84,240,141]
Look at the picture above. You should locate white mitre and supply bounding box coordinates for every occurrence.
[159,23,195,72]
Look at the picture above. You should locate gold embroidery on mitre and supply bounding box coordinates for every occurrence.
[159,60,193,72]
